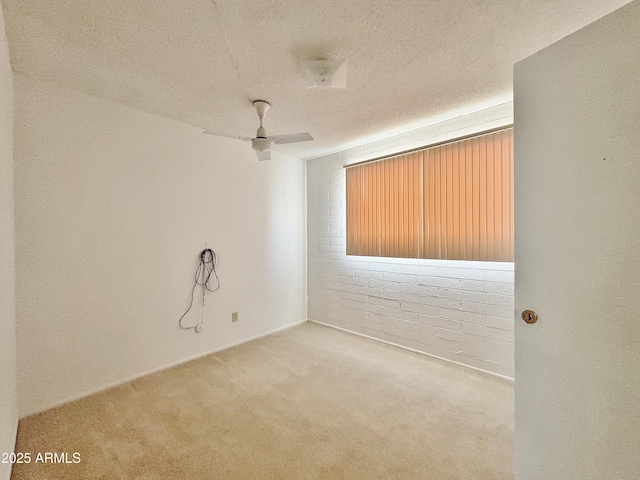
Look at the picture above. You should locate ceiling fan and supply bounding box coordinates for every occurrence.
[206,100,313,161]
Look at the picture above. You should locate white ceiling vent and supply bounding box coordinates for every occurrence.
[299,59,347,89]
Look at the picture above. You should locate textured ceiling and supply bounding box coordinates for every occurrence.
[2,0,631,159]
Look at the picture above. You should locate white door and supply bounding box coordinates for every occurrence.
[514,2,640,479]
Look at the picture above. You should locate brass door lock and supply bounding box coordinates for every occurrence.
[522,310,538,324]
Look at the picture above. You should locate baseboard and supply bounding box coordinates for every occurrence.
[21,319,308,418]
[309,319,514,382]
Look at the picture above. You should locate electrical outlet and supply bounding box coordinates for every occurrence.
[231,312,238,323]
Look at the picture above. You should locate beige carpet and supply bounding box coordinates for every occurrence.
[12,322,513,479]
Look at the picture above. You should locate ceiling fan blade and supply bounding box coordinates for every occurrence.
[256,149,271,161]
[202,130,252,142]
[269,132,313,145]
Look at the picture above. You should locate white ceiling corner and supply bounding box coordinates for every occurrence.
[1,0,632,160]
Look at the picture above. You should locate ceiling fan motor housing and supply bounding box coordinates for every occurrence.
[252,137,270,152]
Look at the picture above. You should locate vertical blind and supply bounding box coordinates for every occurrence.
[345,128,514,261]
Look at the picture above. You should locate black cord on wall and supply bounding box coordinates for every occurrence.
[178,249,220,330]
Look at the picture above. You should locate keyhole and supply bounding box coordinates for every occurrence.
[522,310,538,324]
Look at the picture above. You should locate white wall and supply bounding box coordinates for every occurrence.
[307,102,516,378]
[13,75,307,417]
[0,4,17,479]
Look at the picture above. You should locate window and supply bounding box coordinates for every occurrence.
[345,127,513,261]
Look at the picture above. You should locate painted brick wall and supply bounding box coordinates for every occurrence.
[307,102,515,379]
